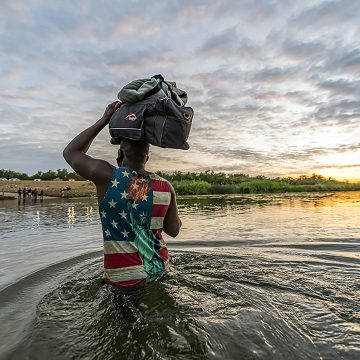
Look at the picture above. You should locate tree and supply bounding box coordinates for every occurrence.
[41,170,57,180]
[56,169,69,180]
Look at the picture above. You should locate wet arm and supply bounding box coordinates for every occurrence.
[63,101,120,184]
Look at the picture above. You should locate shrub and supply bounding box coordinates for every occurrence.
[172,180,211,195]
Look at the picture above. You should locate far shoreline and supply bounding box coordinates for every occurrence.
[1,179,359,200]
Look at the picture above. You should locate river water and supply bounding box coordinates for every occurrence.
[0,192,359,359]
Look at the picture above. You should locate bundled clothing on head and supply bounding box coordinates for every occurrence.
[118,75,188,106]
[109,74,193,150]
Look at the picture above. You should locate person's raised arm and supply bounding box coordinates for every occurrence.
[63,101,120,184]
[163,184,182,237]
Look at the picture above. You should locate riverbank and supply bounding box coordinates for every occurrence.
[171,179,360,195]
[0,180,96,198]
[0,195,16,200]
[1,179,360,198]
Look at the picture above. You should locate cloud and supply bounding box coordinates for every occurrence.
[0,0,359,180]
[282,39,327,60]
[252,66,301,83]
[317,78,360,96]
[290,0,359,31]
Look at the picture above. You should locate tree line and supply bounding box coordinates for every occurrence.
[0,168,349,185]
[0,168,85,181]
[157,170,346,185]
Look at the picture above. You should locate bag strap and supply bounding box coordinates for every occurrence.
[142,74,164,99]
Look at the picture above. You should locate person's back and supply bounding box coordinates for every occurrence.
[99,167,172,286]
[63,101,181,287]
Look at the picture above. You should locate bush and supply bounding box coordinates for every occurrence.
[172,178,360,195]
[172,180,211,195]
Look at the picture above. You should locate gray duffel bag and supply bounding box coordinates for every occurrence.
[109,75,193,150]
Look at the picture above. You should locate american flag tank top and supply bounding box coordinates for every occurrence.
[98,167,171,287]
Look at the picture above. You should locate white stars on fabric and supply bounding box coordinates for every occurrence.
[111,219,118,228]
[101,210,106,218]
[119,210,127,219]
[111,178,119,187]
[120,190,128,199]
[108,199,117,208]
[132,202,138,209]
[132,183,139,190]
[122,170,130,178]
[121,229,129,238]
[142,195,148,202]
[104,229,111,237]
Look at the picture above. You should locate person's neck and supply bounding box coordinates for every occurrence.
[121,160,146,174]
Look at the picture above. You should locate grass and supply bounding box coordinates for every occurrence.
[173,179,360,195]
[172,180,211,195]
[1,178,359,199]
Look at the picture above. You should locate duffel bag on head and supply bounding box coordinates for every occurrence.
[109,96,193,150]
[118,74,188,106]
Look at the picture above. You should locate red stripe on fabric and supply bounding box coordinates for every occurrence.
[151,229,163,239]
[104,253,142,269]
[158,247,169,261]
[152,204,169,217]
[102,278,146,288]
[151,179,170,192]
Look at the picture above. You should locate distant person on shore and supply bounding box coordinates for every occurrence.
[18,188,21,197]
[63,101,181,287]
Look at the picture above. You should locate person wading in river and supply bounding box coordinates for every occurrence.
[63,101,181,287]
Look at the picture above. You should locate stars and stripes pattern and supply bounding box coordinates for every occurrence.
[98,167,171,287]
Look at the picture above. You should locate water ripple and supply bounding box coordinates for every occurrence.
[0,247,358,359]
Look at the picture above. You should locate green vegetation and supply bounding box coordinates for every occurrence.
[157,171,360,195]
[1,169,359,196]
[0,168,85,181]
[171,180,211,195]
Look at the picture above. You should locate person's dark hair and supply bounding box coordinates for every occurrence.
[117,139,149,166]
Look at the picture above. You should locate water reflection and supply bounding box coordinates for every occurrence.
[85,206,94,224]
[177,194,271,213]
[68,206,75,224]
[33,210,40,229]
[177,192,360,242]
[0,198,101,234]
[1,192,359,241]
[177,192,359,212]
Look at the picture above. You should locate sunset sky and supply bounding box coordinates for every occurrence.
[1,0,359,180]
